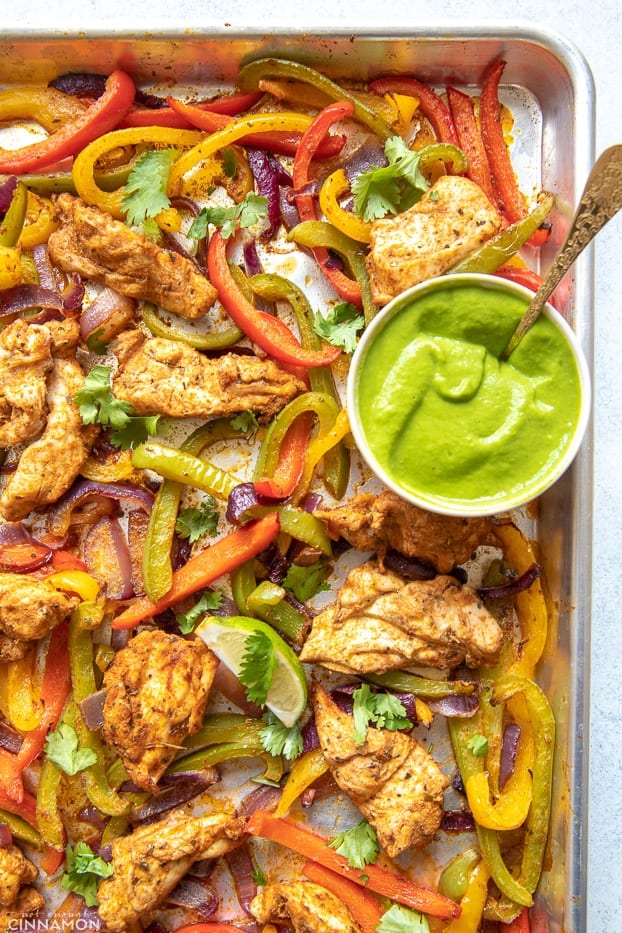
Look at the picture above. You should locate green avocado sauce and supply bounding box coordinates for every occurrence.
[356,281,582,509]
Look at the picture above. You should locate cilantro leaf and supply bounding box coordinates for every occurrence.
[177,590,223,635]
[44,722,97,776]
[238,630,276,706]
[467,734,489,756]
[352,135,430,221]
[122,148,178,226]
[109,413,161,451]
[251,865,267,886]
[312,302,364,354]
[328,820,379,870]
[376,904,430,933]
[60,841,114,907]
[282,561,330,602]
[259,711,304,761]
[230,410,259,433]
[352,684,411,745]
[188,192,268,240]
[175,497,220,543]
[75,365,160,450]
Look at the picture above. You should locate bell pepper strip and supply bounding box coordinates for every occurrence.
[448,194,554,275]
[364,670,476,700]
[444,860,490,933]
[493,264,552,299]
[182,713,264,750]
[247,580,307,645]
[319,168,373,243]
[122,90,263,128]
[0,179,28,246]
[479,60,550,247]
[142,302,242,350]
[207,229,341,368]
[0,244,22,289]
[16,156,137,198]
[369,76,459,146]
[275,747,329,817]
[64,701,130,817]
[288,220,375,324]
[112,513,280,630]
[245,810,460,919]
[166,741,283,784]
[0,809,42,849]
[0,789,38,831]
[48,569,101,603]
[0,541,51,572]
[293,408,351,502]
[165,95,344,158]
[465,758,532,831]
[503,908,532,932]
[0,71,136,175]
[446,86,498,206]
[18,191,59,248]
[237,59,394,141]
[50,550,88,573]
[36,757,65,850]
[251,504,332,556]
[231,560,257,615]
[6,649,42,731]
[132,440,240,500]
[0,85,85,132]
[247,272,350,499]
[439,849,481,903]
[302,860,384,933]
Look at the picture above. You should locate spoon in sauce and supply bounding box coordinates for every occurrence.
[502,143,622,359]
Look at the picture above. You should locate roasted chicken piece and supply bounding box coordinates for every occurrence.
[97,798,244,933]
[314,490,493,573]
[48,193,217,319]
[0,843,44,933]
[366,174,502,305]
[102,629,218,791]
[300,560,503,673]
[312,683,449,856]
[250,880,361,933]
[0,358,97,522]
[112,330,305,423]
[0,319,53,448]
[0,572,78,662]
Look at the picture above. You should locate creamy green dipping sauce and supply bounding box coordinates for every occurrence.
[355,280,583,510]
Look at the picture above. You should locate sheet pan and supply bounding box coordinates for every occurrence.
[0,24,595,932]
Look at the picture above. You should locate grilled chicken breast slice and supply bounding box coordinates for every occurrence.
[112,330,305,422]
[300,560,503,673]
[102,629,218,791]
[250,880,361,933]
[0,319,53,449]
[366,174,502,305]
[0,572,78,662]
[312,683,449,856]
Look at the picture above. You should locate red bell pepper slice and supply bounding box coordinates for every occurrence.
[369,76,459,146]
[0,70,136,174]
[121,90,263,128]
[245,810,461,920]
[503,907,532,931]
[207,229,341,368]
[112,513,281,630]
[50,549,89,572]
[446,85,499,207]
[254,411,314,499]
[493,264,564,311]
[165,95,346,158]
[292,101,362,306]
[0,542,52,573]
[0,788,38,829]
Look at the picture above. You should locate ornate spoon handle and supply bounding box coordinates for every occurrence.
[502,143,622,359]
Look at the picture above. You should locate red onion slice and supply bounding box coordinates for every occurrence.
[78,688,107,732]
[80,287,137,343]
[0,823,13,847]
[165,876,219,918]
[0,719,23,754]
[427,694,480,718]
[238,783,282,818]
[129,770,219,825]
[49,479,154,536]
[0,176,17,211]
[225,841,257,917]
[83,515,135,601]
[212,663,263,718]
[0,284,65,319]
[441,809,476,833]
[478,563,541,601]
[499,723,521,790]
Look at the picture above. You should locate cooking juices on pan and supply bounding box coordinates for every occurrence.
[0,55,572,932]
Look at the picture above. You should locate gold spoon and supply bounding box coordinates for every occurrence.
[501,143,622,359]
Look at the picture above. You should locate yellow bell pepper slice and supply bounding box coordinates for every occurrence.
[7,650,43,731]
[319,168,372,243]
[47,570,101,603]
[18,191,59,248]
[444,860,490,933]
[275,746,329,817]
[0,244,22,288]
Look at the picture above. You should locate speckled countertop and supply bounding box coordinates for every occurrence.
[5,1,622,929]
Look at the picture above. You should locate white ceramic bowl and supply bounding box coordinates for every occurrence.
[347,273,591,517]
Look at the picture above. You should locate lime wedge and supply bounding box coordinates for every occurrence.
[196,615,308,727]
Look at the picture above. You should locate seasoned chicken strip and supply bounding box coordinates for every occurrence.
[0,843,44,933]
[366,174,502,305]
[0,319,53,448]
[314,490,493,573]
[102,629,218,791]
[0,572,78,661]
[300,560,503,673]
[48,193,217,319]
[0,358,96,521]
[112,330,305,423]
[312,683,449,856]
[97,799,244,933]
[250,880,361,933]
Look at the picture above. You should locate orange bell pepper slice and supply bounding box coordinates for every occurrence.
[302,860,384,933]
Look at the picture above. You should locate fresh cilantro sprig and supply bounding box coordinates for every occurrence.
[230,410,259,433]
[251,865,267,887]
[328,819,379,870]
[175,497,220,544]
[352,135,430,221]
[376,904,430,933]
[283,561,330,602]
[467,733,489,756]
[75,365,160,450]
[312,301,365,355]
[239,630,276,706]
[188,192,269,240]
[176,590,223,635]
[352,684,411,745]
[122,148,178,227]
[60,841,114,907]
[44,722,97,776]
[259,711,304,761]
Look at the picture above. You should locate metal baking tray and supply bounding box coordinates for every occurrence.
[0,24,595,933]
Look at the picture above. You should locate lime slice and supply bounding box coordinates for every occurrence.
[196,615,308,727]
